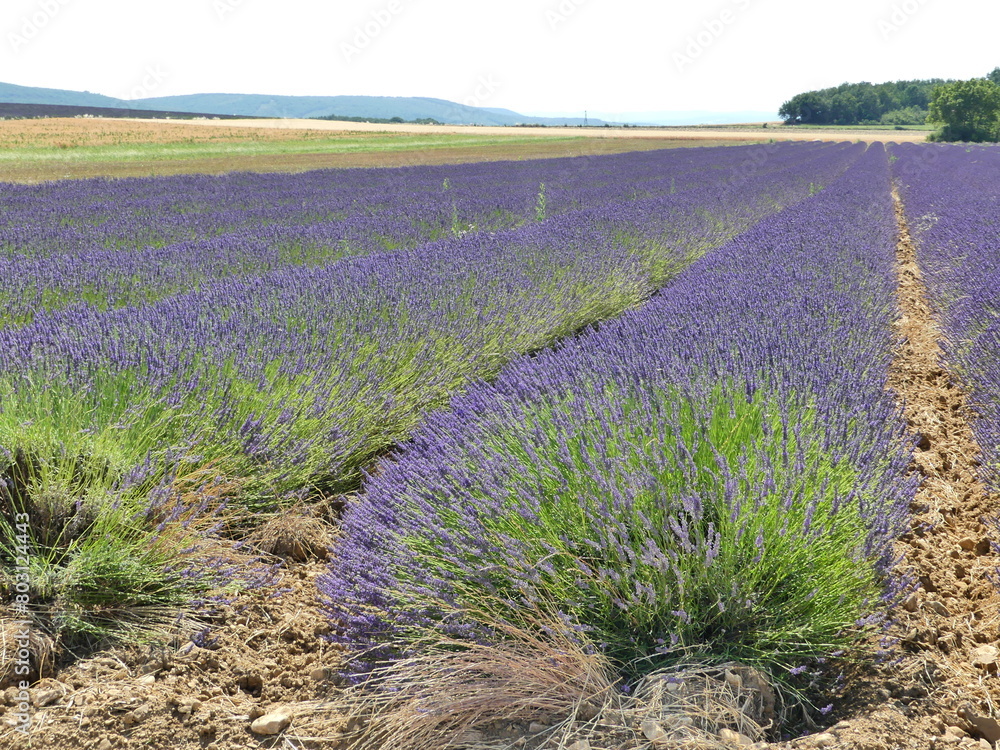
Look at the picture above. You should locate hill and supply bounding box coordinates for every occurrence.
[0,81,126,109]
[0,82,605,127]
[129,93,603,125]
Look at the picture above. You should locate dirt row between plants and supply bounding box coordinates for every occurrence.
[776,187,1000,750]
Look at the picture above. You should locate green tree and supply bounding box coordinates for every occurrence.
[856,88,882,123]
[880,106,928,126]
[928,78,1000,142]
[778,91,826,124]
[901,84,929,108]
[828,91,859,125]
[988,67,1000,85]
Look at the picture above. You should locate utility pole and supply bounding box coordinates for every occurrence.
[584,110,588,127]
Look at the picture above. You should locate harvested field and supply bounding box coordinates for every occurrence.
[0,116,928,183]
[134,116,932,142]
[0,117,744,184]
[0,118,378,149]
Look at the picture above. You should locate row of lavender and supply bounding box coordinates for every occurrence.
[0,143,848,326]
[0,144,824,256]
[891,143,1000,491]
[0,143,863,511]
[320,144,915,699]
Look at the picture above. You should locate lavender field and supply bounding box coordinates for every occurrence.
[0,143,857,508]
[2,141,999,743]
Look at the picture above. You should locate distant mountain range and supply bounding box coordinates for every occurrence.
[0,81,776,127]
[0,81,605,126]
[134,93,607,126]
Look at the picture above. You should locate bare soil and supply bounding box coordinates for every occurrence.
[1,560,348,749]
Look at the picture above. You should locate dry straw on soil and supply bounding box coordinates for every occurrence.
[315,607,617,750]
[242,500,337,562]
[290,603,778,750]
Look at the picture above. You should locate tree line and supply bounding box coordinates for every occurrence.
[779,69,1000,142]
[317,113,442,125]
[778,79,948,126]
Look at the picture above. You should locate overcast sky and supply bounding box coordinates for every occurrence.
[2,0,998,117]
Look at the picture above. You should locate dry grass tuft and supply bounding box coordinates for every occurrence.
[293,600,779,750]
[616,662,776,749]
[242,500,337,561]
[0,612,57,687]
[164,463,245,522]
[295,604,616,750]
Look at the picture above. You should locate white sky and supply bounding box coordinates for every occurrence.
[1,0,997,117]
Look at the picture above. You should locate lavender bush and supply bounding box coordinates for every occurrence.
[320,145,914,694]
[0,463,274,653]
[0,143,836,258]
